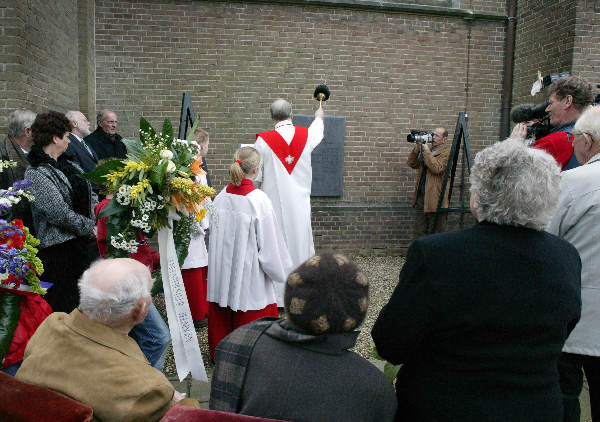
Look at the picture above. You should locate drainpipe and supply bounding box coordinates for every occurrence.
[499,0,518,140]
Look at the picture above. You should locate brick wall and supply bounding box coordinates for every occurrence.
[0,0,81,135]
[511,0,577,107]
[94,0,506,254]
[571,0,600,87]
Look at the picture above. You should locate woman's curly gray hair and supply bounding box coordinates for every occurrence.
[470,138,561,231]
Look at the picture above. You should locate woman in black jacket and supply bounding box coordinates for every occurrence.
[372,139,581,422]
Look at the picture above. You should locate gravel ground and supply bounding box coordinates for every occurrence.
[154,255,404,377]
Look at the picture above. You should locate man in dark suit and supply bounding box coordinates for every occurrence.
[84,109,127,160]
[65,110,98,174]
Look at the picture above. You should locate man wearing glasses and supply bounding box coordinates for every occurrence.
[407,126,451,240]
[85,109,127,160]
[512,76,594,171]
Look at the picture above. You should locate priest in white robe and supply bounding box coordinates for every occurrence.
[254,99,324,291]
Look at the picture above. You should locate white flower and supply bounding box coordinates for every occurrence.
[166,160,176,173]
[0,198,11,205]
[160,149,174,160]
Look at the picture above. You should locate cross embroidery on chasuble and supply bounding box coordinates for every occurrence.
[256,126,309,174]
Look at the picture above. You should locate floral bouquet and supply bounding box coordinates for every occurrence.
[0,171,50,370]
[82,117,216,262]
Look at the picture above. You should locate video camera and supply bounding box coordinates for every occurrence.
[510,101,551,140]
[407,130,433,144]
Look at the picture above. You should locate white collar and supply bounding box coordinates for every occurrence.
[274,120,293,129]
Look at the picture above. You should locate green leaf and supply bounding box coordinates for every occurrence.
[140,117,156,139]
[0,292,22,362]
[162,117,174,141]
[98,198,127,219]
[383,362,402,383]
[122,138,145,161]
[186,115,201,142]
[79,159,124,186]
[150,160,168,185]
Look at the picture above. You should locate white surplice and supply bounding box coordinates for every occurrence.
[254,117,324,276]
[207,183,292,311]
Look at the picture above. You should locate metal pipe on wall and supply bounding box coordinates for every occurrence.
[499,0,518,140]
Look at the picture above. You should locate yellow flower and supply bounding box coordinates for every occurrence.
[130,179,150,199]
[123,160,149,173]
[105,170,126,184]
[195,208,207,222]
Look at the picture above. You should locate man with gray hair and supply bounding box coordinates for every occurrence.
[1,109,36,187]
[65,110,98,174]
[548,105,600,422]
[16,258,198,421]
[0,109,36,229]
[84,109,127,159]
[254,99,324,302]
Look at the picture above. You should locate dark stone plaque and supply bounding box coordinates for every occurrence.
[293,114,345,197]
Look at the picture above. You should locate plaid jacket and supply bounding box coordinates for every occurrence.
[209,317,278,412]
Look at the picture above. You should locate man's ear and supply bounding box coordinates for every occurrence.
[130,298,149,324]
[564,94,574,107]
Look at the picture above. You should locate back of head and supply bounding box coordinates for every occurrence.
[78,258,151,324]
[192,127,209,144]
[574,105,600,141]
[8,109,36,139]
[284,253,369,335]
[31,111,72,148]
[549,76,594,112]
[270,99,292,121]
[470,139,561,231]
[229,146,261,186]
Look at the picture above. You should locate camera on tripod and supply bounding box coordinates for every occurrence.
[407,130,434,144]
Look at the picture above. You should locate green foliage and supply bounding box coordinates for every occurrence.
[150,268,163,297]
[0,292,22,362]
[173,215,193,267]
[122,138,145,162]
[186,115,200,142]
[162,118,174,144]
[372,344,402,383]
[79,159,123,186]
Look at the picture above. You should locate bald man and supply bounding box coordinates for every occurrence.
[17,258,198,421]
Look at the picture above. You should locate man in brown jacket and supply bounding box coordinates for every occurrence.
[407,127,451,240]
[16,258,198,421]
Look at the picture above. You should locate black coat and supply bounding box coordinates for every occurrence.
[372,221,581,422]
[84,127,126,160]
[65,133,98,174]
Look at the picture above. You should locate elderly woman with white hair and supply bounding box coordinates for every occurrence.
[373,139,582,422]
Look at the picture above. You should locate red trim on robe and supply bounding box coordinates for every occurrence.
[226,178,256,196]
[256,126,309,174]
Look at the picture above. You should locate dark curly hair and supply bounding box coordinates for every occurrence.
[31,111,72,147]
[549,76,594,112]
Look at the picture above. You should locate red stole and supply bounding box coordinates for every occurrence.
[226,178,256,196]
[256,126,309,174]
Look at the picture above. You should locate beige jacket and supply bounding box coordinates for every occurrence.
[407,143,451,213]
[16,310,193,421]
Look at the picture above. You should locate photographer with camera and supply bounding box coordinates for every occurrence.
[407,127,451,240]
[511,75,594,171]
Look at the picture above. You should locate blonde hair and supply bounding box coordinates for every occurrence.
[229,147,261,186]
[192,127,209,144]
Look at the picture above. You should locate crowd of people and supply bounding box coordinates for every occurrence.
[0,75,599,422]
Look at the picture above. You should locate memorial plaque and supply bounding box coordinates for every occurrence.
[293,114,345,197]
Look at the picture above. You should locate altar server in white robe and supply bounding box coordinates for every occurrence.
[254,99,324,290]
[207,146,292,360]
